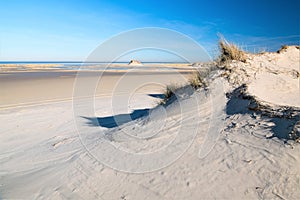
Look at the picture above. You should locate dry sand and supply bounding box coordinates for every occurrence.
[0,47,300,200]
[223,46,300,108]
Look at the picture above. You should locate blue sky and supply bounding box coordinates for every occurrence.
[0,0,299,61]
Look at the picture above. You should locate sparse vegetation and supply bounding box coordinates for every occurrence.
[218,39,246,65]
[160,83,180,105]
[277,45,289,53]
[188,71,207,89]
[160,71,209,105]
[159,61,219,106]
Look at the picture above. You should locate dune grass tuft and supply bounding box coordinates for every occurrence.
[160,72,209,105]
[277,45,289,53]
[188,72,207,89]
[160,83,180,105]
[218,39,246,64]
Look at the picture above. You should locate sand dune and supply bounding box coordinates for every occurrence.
[0,47,300,199]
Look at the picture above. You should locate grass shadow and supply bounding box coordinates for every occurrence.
[82,91,183,129]
[148,93,165,99]
[82,108,150,128]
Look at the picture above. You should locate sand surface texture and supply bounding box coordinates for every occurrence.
[0,48,300,199]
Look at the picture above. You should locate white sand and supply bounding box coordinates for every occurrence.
[224,46,300,108]
[0,48,300,199]
[248,73,300,107]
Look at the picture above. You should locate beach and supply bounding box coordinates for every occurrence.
[1,0,299,199]
[1,46,300,199]
[0,67,199,199]
[0,69,192,109]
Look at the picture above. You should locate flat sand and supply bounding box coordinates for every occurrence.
[0,71,191,109]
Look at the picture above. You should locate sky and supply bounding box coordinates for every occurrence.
[0,0,299,61]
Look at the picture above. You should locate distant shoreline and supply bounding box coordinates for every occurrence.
[0,62,196,73]
[0,61,190,64]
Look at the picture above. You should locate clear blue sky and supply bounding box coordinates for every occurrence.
[0,0,299,61]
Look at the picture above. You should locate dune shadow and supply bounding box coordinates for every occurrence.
[148,93,165,99]
[226,85,298,141]
[267,117,297,140]
[226,85,252,115]
[82,108,150,128]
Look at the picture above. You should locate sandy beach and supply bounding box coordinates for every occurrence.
[2,0,300,198]
[0,70,191,109]
[1,46,300,199]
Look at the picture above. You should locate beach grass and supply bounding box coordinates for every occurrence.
[160,83,180,105]
[188,71,207,89]
[218,39,246,64]
[277,45,289,53]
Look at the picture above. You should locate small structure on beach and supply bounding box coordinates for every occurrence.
[128,60,142,65]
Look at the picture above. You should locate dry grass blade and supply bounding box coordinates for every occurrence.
[218,39,246,64]
[188,72,207,89]
[277,45,289,53]
[160,83,179,105]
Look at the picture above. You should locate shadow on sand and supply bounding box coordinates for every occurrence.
[82,93,168,128]
[148,93,165,99]
[82,108,150,128]
[82,88,194,129]
[226,85,297,141]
